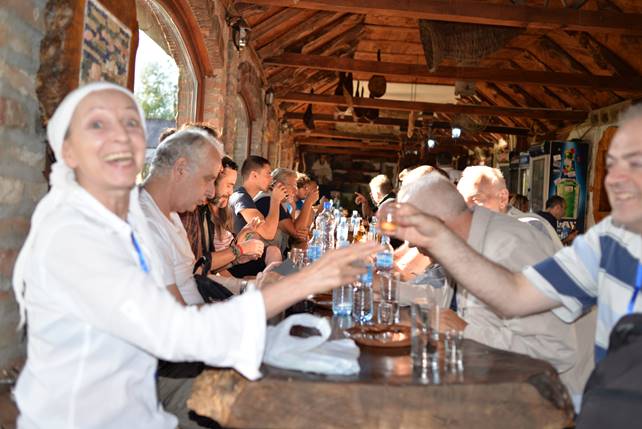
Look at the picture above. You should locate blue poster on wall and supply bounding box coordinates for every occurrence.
[547,140,589,235]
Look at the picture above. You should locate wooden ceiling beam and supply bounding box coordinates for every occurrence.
[257,12,345,58]
[297,135,493,149]
[236,0,642,35]
[263,53,642,92]
[284,112,532,135]
[301,146,400,159]
[276,92,588,121]
[293,129,400,142]
[471,90,529,129]
[296,138,400,150]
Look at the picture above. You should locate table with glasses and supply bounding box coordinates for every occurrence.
[188,307,574,429]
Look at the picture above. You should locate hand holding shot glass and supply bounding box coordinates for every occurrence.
[377,201,400,236]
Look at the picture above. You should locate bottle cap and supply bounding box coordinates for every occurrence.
[323,201,332,210]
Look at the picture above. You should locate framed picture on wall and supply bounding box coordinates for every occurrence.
[79,0,132,86]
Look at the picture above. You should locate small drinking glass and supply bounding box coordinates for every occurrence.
[444,329,464,370]
[411,298,439,369]
[378,272,399,324]
[377,202,399,236]
[377,301,396,325]
[289,248,305,268]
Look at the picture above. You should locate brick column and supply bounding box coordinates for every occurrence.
[0,0,48,367]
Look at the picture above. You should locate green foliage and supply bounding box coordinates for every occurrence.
[135,57,178,120]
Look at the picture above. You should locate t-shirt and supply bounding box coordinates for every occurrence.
[537,210,559,231]
[507,206,563,251]
[255,192,293,254]
[139,189,204,305]
[229,186,256,234]
[523,216,642,363]
[254,193,291,222]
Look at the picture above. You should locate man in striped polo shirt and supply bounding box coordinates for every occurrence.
[392,104,642,407]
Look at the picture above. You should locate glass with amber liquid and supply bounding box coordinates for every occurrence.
[378,203,399,235]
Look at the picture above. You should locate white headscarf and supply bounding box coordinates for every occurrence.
[12,82,161,328]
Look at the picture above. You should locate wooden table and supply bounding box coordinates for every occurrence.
[188,309,574,429]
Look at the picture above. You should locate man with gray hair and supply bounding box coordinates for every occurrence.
[139,127,227,429]
[355,174,395,219]
[457,165,563,250]
[398,172,590,400]
[140,127,224,306]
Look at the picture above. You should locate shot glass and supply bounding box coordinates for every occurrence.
[377,301,396,325]
[444,329,464,370]
[291,248,306,268]
[378,272,400,324]
[411,298,439,369]
[377,202,399,236]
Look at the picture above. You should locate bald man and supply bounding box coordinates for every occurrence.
[457,165,563,251]
[398,172,591,400]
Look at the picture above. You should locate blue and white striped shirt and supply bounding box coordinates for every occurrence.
[523,216,642,363]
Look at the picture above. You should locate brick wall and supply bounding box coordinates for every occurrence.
[0,0,48,368]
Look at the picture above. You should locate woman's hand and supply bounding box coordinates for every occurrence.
[298,242,380,295]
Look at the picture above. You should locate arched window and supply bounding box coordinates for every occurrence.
[134,31,178,151]
[135,0,199,123]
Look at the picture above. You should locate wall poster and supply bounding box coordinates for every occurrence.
[79,0,132,86]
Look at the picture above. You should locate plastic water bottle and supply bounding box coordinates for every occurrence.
[375,235,394,274]
[333,208,341,221]
[307,230,323,263]
[352,263,374,323]
[333,240,353,315]
[315,201,336,250]
[336,217,349,243]
[350,210,360,233]
[366,222,377,242]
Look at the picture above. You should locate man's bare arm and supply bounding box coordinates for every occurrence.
[393,203,560,318]
[240,207,278,240]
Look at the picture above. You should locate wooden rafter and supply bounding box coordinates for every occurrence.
[263,53,642,91]
[300,146,400,159]
[276,92,588,121]
[284,112,532,135]
[293,129,400,142]
[236,0,642,35]
[295,138,400,150]
[257,12,347,58]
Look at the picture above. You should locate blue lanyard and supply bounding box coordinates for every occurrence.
[627,263,642,314]
[130,232,149,274]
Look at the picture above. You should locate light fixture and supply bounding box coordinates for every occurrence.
[264,87,275,106]
[426,138,436,149]
[451,127,461,139]
[279,118,290,133]
[227,16,250,51]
